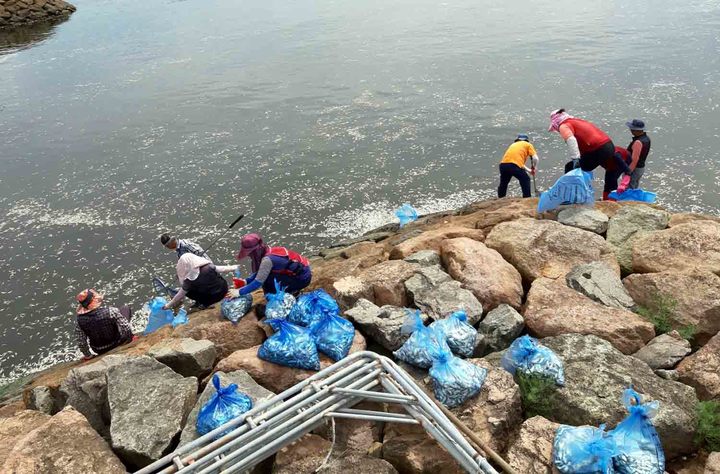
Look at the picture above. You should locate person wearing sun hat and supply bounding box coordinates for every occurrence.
[235,233,312,296]
[548,108,615,174]
[497,133,540,198]
[625,119,651,189]
[74,289,134,360]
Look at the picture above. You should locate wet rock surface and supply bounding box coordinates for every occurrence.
[0,0,76,29]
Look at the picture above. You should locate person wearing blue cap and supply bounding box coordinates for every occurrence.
[497,134,539,198]
[626,119,651,189]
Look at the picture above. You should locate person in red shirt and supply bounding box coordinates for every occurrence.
[548,109,616,174]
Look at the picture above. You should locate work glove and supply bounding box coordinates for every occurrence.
[617,175,631,194]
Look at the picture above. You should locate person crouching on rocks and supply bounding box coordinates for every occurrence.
[163,254,238,311]
[74,289,134,361]
[235,233,312,296]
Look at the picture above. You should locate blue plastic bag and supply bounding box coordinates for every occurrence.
[610,388,665,474]
[393,311,449,369]
[608,189,656,203]
[171,308,188,328]
[221,294,253,324]
[292,289,340,327]
[257,319,321,370]
[265,279,296,320]
[395,203,418,227]
[501,335,565,386]
[196,374,253,436]
[429,310,477,358]
[428,345,487,408]
[538,168,595,213]
[310,312,355,361]
[143,297,175,335]
[554,424,617,474]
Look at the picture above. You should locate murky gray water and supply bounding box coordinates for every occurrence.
[1,0,719,384]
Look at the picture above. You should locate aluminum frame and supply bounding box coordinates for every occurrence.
[136,351,502,474]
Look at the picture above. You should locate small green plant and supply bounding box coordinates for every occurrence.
[516,372,556,419]
[677,324,697,342]
[636,292,679,335]
[695,401,720,452]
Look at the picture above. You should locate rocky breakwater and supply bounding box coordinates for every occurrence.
[0,0,75,29]
[0,198,719,473]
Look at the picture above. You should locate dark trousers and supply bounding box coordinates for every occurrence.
[498,163,531,198]
[262,268,312,296]
[565,141,616,173]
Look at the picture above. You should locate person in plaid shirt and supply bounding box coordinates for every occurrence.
[74,289,134,360]
[160,234,210,261]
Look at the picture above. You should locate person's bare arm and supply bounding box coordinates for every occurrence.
[629,140,643,171]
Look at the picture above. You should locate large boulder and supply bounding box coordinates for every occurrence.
[148,338,217,378]
[506,416,561,474]
[382,434,463,474]
[25,385,61,415]
[633,331,691,370]
[565,261,636,310]
[404,265,484,324]
[0,410,51,462]
[386,360,522,455]
[273,434,398,474]
[213,332,366,393]
[606,204,670,273]
[356,260,419,307]
[523,278,654,354]
[470,198,537,232]
[631,221,720,275]
[173,307,266,359]
[677,332,720,401]
[58,354,131,439]
[623,270,720,347]
[107,356,198,468]
[440,237,523,311]
[476,304,524,356]
[179,370,275,446]
[345,299,427,351]
[557,207,609,234]
[403,250,441,267]
[2,407,126,474]
[668,212,720,228]
[485,218,619,282]
[541,334,698,458]
[388,226,484,260]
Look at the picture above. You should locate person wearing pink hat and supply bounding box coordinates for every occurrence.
[548,108,616,174]
[74,289,134,360]
[235,233,312,296]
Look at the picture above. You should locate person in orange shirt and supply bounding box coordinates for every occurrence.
[497,134,539,198]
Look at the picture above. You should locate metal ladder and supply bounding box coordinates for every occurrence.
[136,351,506,474]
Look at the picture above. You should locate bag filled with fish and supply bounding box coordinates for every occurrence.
[393,310,445,369]
[257,319,321,370]
[395,203,418,227]
[501,335,565,386]
[609,388,665,474]
[292,289,339,327]
[429,310,477,358]
[196,374,253,437]
[221,294,253,324]
[428,342,487,408]
[553,424,618,474]
[310,312,355,362]
[265,279,297,320]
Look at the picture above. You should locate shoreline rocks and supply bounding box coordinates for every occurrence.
[0,0,76,29]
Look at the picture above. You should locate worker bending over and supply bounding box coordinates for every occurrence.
[497,134,539,198]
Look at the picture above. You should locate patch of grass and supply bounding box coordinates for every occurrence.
[695,401,720,452]
[677,324,697,342]
[636,292,680,336]
[516,372,557,419]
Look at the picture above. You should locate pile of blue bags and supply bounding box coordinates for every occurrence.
[196,374,253,436]
[221,294,253,323]
[395,203,418,227]
[143,297,188,335]
[429,310,477,358]
[501,335,565,386]
[257,289,355,370]
[394,310,487,408]
[553,388,665,474]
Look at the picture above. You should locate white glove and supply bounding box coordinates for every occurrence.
[531,155,539,168]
